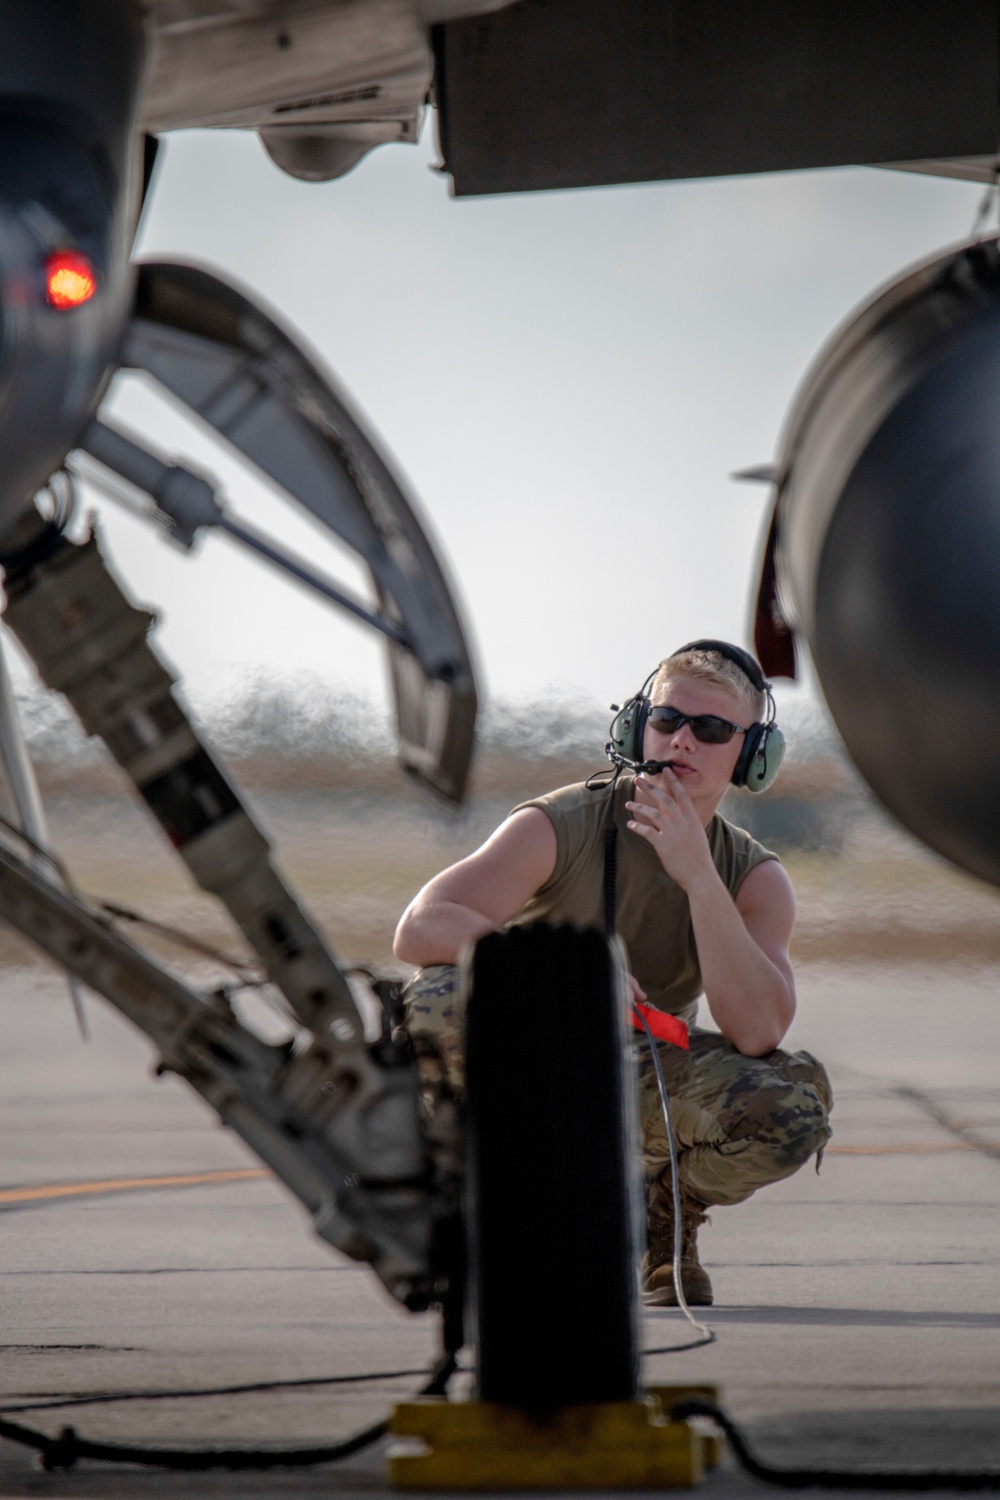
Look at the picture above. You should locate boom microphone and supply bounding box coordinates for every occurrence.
[604,744,676,776]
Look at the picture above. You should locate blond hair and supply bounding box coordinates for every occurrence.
[651,648,764,723]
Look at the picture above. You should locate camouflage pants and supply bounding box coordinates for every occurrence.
[402,964,832,1213]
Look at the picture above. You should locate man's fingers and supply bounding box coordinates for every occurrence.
[638,770,690,807]
[637,770,682,802]
[626,800,666,830]
[627,815,673,848]
[663,771,691,806]
[634,775,669,808]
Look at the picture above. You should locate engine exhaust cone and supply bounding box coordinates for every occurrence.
[773,235,1000,888]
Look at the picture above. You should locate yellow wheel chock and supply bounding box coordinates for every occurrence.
[389,1383,723,1490]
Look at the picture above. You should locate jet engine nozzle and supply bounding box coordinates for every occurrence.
[763,235,1000,888]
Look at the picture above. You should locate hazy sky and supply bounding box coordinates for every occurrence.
[65,121,984,715]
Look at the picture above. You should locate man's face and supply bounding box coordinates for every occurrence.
[642,674,749,811]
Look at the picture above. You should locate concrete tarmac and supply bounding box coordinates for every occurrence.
[1,959,998,1497]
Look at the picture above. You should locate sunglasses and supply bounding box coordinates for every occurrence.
[646,704,747,745]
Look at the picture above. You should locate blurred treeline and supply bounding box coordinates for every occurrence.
[5,671,1000,967]
[14,670,882,858]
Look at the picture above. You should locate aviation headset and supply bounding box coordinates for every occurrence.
[606,639,786,794]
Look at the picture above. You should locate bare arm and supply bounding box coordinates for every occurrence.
[626,774,796,1056]
[688,857,796,1056]
[393,807,558,967]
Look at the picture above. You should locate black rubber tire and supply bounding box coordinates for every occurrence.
[464,922,641,1405]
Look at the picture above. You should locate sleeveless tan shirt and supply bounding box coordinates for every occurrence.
[509,775,778,1026]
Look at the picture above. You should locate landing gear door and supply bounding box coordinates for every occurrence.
[122,260,477,805]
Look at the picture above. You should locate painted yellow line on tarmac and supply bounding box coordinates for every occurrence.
[0,1168,274,1207]
[4,1145,995,1208]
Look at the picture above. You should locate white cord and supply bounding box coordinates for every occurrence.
[632,1004,714,1350]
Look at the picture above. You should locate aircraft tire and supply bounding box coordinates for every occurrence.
[464,921,641,1405]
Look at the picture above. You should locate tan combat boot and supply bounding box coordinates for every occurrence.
[641,1175,713,1308]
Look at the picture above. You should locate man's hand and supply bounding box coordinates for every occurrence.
[628,771,797,1056]
[625,772,718,892]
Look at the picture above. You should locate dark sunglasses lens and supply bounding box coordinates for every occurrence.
[647,706,737,744]
[647,707,684,735]
[692,716,737,744]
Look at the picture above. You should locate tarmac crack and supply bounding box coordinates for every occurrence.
[0,1344,141,1354]
[892,1084,1000,1161]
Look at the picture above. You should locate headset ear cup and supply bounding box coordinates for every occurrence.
[731,724,761,788]
[742,725,786,794]
[607,669,659,765]
[632,698,649,761]
[608,695,648,762]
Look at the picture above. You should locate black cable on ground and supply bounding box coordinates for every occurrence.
[0,1352,456,1473]
[0,1366,435,1415]
[671,1397,1000,1491]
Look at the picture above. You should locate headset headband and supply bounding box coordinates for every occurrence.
[669,638,769,695]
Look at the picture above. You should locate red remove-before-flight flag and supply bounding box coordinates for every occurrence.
[629,1001,689,1050]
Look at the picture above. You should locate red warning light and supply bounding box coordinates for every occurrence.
[45,250,97,310]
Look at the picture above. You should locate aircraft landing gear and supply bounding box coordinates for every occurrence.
[390,923,722,1490]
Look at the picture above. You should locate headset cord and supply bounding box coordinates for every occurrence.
[0,1352,456,1473]
[631,1003,714,1354]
